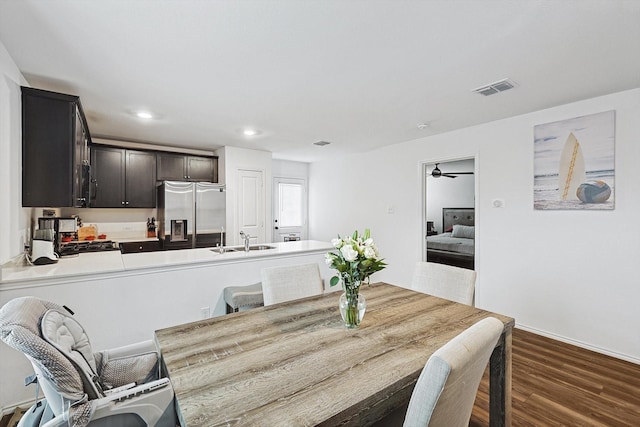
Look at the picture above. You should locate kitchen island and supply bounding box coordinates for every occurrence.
[0,240,335,413]
[0,240,333,285]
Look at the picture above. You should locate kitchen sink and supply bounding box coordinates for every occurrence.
[211,245,276,254]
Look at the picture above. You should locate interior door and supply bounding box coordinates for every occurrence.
[236,169,264,244]
[272,178,307,242]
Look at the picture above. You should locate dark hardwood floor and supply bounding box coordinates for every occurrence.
[471,328,640,426]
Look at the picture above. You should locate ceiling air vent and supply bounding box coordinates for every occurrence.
[473,78,517,96]
[313,141,331,146]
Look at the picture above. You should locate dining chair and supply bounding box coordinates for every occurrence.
[260,263,324,306]
[411,261,477,306]
[373,317,504,427]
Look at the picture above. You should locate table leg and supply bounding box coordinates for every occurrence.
[489,329,512,427]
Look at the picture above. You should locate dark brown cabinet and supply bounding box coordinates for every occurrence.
[157,153,217,182]
[91,146,156,208]
[22,87,91,207]
[119,240,162,253]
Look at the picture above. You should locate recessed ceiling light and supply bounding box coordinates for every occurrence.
[243,129,258,136]
[136,111,154,119]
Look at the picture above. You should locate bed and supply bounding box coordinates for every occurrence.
[426,208,475,270]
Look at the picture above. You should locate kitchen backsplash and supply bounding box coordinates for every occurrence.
[58,208,158,241]
[85,222,150,241]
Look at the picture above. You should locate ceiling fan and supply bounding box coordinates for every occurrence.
[429,163,474,179]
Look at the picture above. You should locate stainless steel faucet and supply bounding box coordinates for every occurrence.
[239,230,251,252]
[217,226,225,254]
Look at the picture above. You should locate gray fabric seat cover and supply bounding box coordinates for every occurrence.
[0,297,160,427]
[223,282,264,309]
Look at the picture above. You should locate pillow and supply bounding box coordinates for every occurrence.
[451,224,474,239]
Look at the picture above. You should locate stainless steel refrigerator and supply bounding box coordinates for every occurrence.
[157,181,226,250]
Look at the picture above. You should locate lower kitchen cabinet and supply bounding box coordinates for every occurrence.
[119,240,162,253]
[91,146,156,208]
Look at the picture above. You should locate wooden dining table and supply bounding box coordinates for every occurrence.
[155,282,514,427]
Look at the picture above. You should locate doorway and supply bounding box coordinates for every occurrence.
[272,177,307,242]
[236,169,265,244]
[422,158,476,268]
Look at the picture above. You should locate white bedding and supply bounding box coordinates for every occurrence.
[426,232,475,255]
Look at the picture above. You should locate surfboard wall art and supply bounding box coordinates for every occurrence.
[534,110,615,210]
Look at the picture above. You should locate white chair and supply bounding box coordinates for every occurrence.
[404,317,503,426]
[411,261,477,306]
[375,317,503,427]
[260,263,324,306]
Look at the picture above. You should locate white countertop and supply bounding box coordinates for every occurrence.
[0,240,333,286]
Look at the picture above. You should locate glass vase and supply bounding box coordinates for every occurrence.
[339,291,366,328]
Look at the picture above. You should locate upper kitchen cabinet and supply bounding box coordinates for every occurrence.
[22,87,91,207]
[91,146,156,208]
[157,153,218,182]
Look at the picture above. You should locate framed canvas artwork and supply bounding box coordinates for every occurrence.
[534,110,615,210]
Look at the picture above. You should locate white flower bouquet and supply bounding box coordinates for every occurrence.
[325,229,386,327]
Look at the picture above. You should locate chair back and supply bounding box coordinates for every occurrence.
[403,317,503,427]
[411,261,476,305]
[261,263,324,306]
[0,297,94,416]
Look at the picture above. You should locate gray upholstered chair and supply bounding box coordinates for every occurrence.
[260,263,324,306]
[223,282,264,313]
[374,317,503,427]
[411,261,477,306]
[0,297,177,427]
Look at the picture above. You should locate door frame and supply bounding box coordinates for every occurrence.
[272,176,308,242]
[421,156,477,262]
[235,168,265,244]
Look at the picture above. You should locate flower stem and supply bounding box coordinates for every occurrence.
[345,289,359,327]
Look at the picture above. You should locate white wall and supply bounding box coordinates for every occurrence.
[272,158,309,180]
[309,88,640,363]
[0,39,29,265]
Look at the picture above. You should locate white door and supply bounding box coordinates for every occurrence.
[272,178,307,242]
[237,169,264,244]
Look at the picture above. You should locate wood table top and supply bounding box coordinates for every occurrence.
[155,282,514,427]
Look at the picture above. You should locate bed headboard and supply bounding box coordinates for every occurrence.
[443,208,475,232]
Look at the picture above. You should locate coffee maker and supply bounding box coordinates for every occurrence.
[37,217,77,255]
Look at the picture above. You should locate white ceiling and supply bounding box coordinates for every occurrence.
[1,0,639,163]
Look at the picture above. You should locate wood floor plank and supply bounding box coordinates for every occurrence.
[470,328,640,426]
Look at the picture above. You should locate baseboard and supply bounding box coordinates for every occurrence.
[1,400,34,422]
[516,323,640,365]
